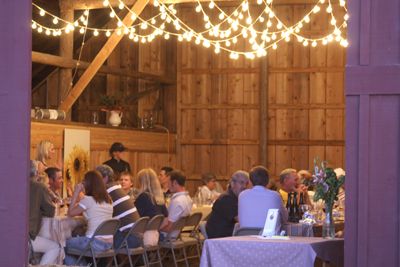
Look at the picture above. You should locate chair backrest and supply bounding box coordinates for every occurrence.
[131,217,150,235]
[116,217,149,250]
[146,215,165,231]
[185,212,202,228]
[165,216,188,240]
[234,227,262,236]
[92,219,121,237]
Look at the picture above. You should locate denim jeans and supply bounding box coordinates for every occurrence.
[64,236,112,266]
[114,231,141,249]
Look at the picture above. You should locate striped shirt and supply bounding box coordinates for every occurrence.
[107,183,140,232]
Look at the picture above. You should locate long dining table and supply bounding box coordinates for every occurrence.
[200,235,344,267]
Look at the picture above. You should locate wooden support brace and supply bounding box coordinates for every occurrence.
[59,0,149,112]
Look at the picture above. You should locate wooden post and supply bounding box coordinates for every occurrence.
[59,0,149,112]
[260,57,268,167]
[59,0,74,119]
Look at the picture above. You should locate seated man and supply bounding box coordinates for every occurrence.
[45,167,63,203]
[96,165,140,248]
[238,166,288,228]
[29,160,60,265]
[206,171,249,238]
[160,170,193,238]
[279,168,310,206]
[158,166,173,198]
[197,172,221,204]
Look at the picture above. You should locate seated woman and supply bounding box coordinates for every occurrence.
[196,172,221,204]
[119,171,139,200]
[64,171,113,266]
[134,168,168,246]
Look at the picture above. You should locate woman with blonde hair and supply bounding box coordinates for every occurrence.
[35,140,56,184]
[135,168,168,218]
[135,168,168,246]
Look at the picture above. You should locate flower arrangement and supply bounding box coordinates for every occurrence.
[100,94,123,112]
[312,158,345,209]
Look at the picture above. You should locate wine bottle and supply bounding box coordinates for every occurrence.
[293,192,299,223]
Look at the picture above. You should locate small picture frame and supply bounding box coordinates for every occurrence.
[261,209,279,237]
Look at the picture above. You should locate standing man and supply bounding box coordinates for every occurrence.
[158,166,173,198]
[45,167,63,203]
[206,170,249,238]
[103,142,131,175]
[160,170,192,238]
[239,166,288,228]
[96,165,140,248]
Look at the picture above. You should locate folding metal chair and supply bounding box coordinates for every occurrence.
[181,212,202,263]
[65,218,120,267]
[115,216,150,267]
[159,216,188,267]
[144,215,165,267]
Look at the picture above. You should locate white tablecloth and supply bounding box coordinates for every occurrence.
[192,205,212,220]
[38,216,85,264]
[200,236,343,267]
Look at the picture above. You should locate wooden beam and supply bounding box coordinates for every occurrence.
[32,51,174,84]
[71,0,319,9]
[59,0,149,112]
[260,57,268,167]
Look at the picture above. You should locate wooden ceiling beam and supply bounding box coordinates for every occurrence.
[59,0,149,112]
[32,51,175,84]
[71,0,317,9]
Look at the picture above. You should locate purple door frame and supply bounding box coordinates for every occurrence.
[0,1,31,266]
[345,0,400,266]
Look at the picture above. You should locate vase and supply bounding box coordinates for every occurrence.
[108,110,122,127]
[322,203,335,239]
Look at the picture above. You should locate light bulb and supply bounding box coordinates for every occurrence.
[259,16,264,23]
[303,40,308,46]
[285,36,290,42]
[277,22,283,29]
[110,11,115,18]
[272,43,277,49]
[117,21,123,27]
[131,13,137,20]
[164,33,170,39]
[106,31,111,37]
[40,9,45,16]
[340,0,346,6]
[344,14,349,21]
[103,0,109,7]
[84,10,89,16]
[340,39,348,47]
[52,18,58,24]
[232,37,238,43]
[116,29,122,35]
[119,2,124,9]
[38,27,43,33]
[312,41,317,47]
[313,6,320,13]
[320,0,325,3]
[304,16,310,23]
[32,22,37,29]
[246,17,252,25]
[178,35,183,42]
[93,30,99,36]
[257,0,262,4]
[225,40,231,47]
[195,5,201,12]
[271,33,276,40]
[219,13,225,20]
[326,5,332,13]
[322,39,328,45]
[79,27,85,34]
[209,1,215,9]
[330,18,336,25]
[134,36,139,42]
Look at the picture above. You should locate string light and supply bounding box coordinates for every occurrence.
[31,0,348,59]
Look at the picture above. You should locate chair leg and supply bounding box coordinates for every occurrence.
[156,249,163,267]
[171,248,178,267]
[126,248,134,267]
[182,247,189,267]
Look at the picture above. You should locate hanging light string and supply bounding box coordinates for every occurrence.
[32,0,348,59]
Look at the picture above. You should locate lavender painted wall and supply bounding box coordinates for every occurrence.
[0,1,31,266]
[346,0,400,266]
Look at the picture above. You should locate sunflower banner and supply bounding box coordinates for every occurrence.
[64,129,90,197]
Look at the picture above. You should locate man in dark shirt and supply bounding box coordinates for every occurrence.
[103,142,131,175]
[206,170,249,239]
